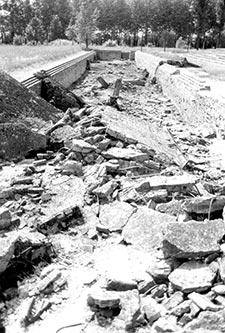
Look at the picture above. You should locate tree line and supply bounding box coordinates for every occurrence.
[0,0,225,48]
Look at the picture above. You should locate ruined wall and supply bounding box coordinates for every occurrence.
[22,51,95,95]
[135,50,225,126]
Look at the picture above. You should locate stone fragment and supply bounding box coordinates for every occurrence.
[147,250,173,282]
[218,256,225,282]
[92,180,118,199]
[32,269,62,295]
[163,219,225,259]
[169,261,216,293]
[12,177,33,185]
[215,295,225,306]
[183,196,225,214]
[184,310,225,332]
[0,233,18,273]
[99,201,136,232]
[170,300,192,317]
[97,139,111,151]
[188,292,222,311]
[0,207,12,230]
[122,207,176,251]
[156,200,184,216]
[70,139,96,154]
[212,284,225,295]
[162,291,184,311]
[61,160,83,176]
[142,296,166,324]
[151,315,182,333]
[102,147,149,162]
[137,274,156,294]
[94,244,152,286]
[87,289,120,309]
[149,174,197,192]
[107,277,137,291]
[150,284,167,300]
[100,106,187,167]
[117,290,142,331]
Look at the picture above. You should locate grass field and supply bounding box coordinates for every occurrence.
[0,41,82,74]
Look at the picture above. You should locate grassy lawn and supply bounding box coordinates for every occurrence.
[0,41,82,74]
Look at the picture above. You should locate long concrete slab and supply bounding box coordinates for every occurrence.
[21,50,95,95]
[135,51,225,125]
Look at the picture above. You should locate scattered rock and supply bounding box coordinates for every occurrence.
[169,261,217,293]
[163,219,225,259]
[188,292,222,311]
[142,296,166,324]
[0,207,12,230]
[162,291,184,311]
[87,288,121,309]
[0,233,18,273]
[61,160,83,176]
[122,207,176,251]
[69,139,96,154]
[99,201,136,232]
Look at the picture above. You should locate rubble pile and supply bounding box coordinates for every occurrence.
[1,59,225,333]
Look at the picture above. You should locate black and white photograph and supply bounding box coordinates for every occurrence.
[1,0,225,332]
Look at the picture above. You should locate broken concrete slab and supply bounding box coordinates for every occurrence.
[94,244,153,284]
[92,180,118,199]
[184,310,225,332]
[0,232,18,273]
[163,219,225,259]
[35,176,85,232]
[116,290,142,331]
[146,250,173,282]
[162,291,184,311]
[188,292,222,311]
[122,207,176,251]
[142,296,166,324]
[0,123,47,160]
[169,261,216,293]
[183,196,225,215]
[102,147,149,162]
[0,207,12,230]
[97,106,187,168]
[87,288,121,309]
[99,201,136,232]
[69,139,96,154]
[151,315,182,333]
[106,276,137,291]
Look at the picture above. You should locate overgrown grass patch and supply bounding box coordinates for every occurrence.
[0,42,82,73]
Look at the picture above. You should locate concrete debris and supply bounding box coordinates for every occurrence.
[87,288,121,309]
[122,207,176,251]
[141,296,166,324]
[163,219,225,258]
[188,292,222,311]
[2,56,225,333]
[169,261,217,293]
[99,201,136,232]
[0,207,12,230]
[162,291,184,310]
[183,196,225,215]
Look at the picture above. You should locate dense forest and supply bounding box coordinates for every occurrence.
[0,0,225,49]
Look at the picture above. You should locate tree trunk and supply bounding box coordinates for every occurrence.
[85,36,88,49]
